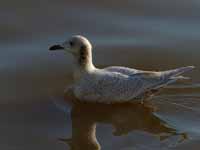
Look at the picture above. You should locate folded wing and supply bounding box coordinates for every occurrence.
[75,66,194,103]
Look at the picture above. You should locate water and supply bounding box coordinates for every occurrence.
[1,0,200,149]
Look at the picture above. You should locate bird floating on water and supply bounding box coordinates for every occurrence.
[49,35,194,104]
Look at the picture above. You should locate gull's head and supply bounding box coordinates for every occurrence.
[49,35,92,55]
[49,35,94,70]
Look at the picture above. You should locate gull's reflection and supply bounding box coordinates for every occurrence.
[60,102,186,150]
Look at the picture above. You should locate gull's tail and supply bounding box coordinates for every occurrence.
[153,66,195,89]
[162,66,195,80]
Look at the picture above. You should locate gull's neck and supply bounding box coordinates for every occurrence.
[73,48,96,80]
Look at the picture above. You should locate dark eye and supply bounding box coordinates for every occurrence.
[69,41,74,47]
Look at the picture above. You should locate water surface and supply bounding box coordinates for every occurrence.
[0,0,200,149]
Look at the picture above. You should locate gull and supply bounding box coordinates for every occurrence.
[49,35,194,103]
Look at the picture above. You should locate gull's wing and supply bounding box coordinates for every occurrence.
[74,66,194,103]
[74,71,144,103]
[74,71,167,103]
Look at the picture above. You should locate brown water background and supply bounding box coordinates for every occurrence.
[0,0,200,149]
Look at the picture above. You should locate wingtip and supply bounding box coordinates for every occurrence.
[182,66,195,71]
[188,66,195,69]
[182,66,195,73]
[163,65,195,78]
[171,76,191,80]
[186,66,195,71]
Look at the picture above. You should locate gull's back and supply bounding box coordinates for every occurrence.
[104,66,139,75]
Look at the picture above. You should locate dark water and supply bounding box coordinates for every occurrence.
[1,0,200,149]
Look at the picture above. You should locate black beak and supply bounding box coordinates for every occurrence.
[49,45,64,51]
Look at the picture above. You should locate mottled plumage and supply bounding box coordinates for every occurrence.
[49,35,195,103]
[71,66,194,103]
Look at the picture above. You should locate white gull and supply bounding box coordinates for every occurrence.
[49,35,194,103]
